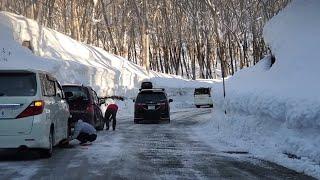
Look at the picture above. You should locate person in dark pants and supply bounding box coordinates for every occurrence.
[104,103,118,131]
[69,119,97,145]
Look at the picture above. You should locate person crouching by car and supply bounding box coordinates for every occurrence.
[70,119,97,145]
[104,103,118,131]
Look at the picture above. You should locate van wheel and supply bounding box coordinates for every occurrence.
[40,129,53,158]
[96,124,104,131]
[58,126,69,148]
[96,116,104,131]
[196,105,201,108]
[68,120,72,137]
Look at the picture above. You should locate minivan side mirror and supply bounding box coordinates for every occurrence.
[65,92,73,99]
[99,98,106,105]
[133,99,135,102]
[169,99,173,103]
[57,93,63,99]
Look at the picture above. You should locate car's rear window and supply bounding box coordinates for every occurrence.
[62,86,89,101]
[136,92,166,103]
[194,88,211,95]
[0,72,37,96]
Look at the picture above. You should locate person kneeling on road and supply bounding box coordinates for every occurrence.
[70,119,97,145]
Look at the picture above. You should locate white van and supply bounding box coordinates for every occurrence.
[0,70,70,157]
[194,87,213,108]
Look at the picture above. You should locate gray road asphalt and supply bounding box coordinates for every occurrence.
[0,109,315,180]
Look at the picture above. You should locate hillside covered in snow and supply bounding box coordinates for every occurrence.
[0,11,215,98]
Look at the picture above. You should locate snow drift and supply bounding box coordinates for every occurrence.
[211,0,320,178]
[0,11,213,98]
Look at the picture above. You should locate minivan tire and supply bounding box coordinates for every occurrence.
[95,116,104,131]
[96,125,104,131]
[40,129,53,158]
[96,124,104,131]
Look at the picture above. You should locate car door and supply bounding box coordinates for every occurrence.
[91,89,103,127]
[40,74,58,143]
[55,81,69,141]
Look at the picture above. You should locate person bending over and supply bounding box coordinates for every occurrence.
[104,103,118,131]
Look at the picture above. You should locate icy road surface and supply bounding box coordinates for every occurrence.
[0,109,314,179]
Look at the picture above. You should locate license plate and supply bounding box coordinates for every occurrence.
[148,106,155,110]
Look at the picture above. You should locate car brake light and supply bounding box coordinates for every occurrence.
[135,103,144,109]
[86,104,94,113]
[159,103,166,109]
[16,100,45,119]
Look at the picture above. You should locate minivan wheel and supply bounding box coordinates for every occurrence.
[196,105,201,108]
[96,124,104,131]
[95,116,104,131]
[40,130,53,158]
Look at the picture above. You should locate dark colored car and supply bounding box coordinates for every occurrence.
[62,85,104,130]
[134,88,173,124]
[140,81,153,89]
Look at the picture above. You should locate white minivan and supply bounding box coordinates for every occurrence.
[194,87,213,108]
[0,70,70,157]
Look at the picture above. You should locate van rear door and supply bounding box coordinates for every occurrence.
[194,88,211,97]
[0,72,37,135]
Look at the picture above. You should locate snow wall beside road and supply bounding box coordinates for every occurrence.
[213,0,320,177]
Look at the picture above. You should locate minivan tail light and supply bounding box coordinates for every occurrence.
[86,104,94,113]
[16,100,45,119]
[159,103,166,109]
[135,103,144,109]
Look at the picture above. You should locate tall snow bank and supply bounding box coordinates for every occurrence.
[0,11,214,97]
[212,0,320,177]
[263,0,320,100]
[264,0,320,80]
[217,0,320,132]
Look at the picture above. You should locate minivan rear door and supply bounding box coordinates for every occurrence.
[62,86,90,112]
[0,72,37,135]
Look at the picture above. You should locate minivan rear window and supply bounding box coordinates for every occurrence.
[194,88,211,95]
[62,86,89,101]
[136,92,166,103]
[0,72,37,96]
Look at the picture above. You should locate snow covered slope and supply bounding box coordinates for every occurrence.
[0,11,214,97]
[210,0,320,178]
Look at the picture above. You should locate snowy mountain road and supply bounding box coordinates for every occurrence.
[0,108,314,179]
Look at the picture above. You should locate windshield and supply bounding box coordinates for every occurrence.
[0,72,37,96]
[136,92,166,103]
[62,86,89,101]
[194,88,211,95]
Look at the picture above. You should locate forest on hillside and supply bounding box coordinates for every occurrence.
[0,0,289,79]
